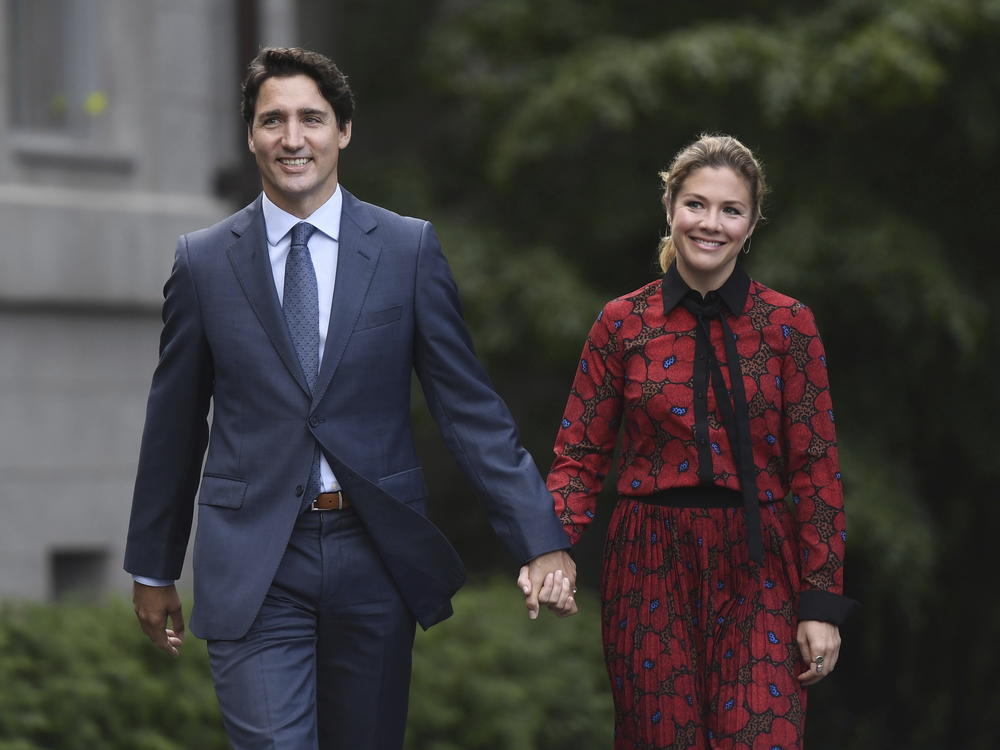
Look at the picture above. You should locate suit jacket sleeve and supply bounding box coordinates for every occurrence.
[411,222,569,564]
[124,235,213,580]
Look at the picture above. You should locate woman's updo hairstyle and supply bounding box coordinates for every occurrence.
[657,134,767,273]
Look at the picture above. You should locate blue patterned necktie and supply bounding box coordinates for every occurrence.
[283,221,321,501]
[283,221,320,391]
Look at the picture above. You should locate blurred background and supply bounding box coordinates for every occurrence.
[1,0,998,748]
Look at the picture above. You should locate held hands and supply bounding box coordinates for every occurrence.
[796,619,841,686]
[132,582,186,656]
[516,550,579,619]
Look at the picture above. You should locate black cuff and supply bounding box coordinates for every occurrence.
[798,589,860,625]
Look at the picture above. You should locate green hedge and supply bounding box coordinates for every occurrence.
[408,579,611,750]
[0,581,611,750]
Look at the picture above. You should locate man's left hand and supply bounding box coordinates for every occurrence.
[516,550,578,619]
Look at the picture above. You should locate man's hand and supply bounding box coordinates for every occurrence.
[796,619,841,686]
[132,582,185,656]
[516,550,578,619]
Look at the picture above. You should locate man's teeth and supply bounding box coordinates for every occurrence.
[281,158,309,165]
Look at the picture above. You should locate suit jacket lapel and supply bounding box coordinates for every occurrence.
[312,189,380,405]
[225,197,312,397]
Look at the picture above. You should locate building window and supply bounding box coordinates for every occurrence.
[8,0,111,136]
[50,548,108,601]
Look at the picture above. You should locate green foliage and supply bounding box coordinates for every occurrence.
[408,579,611,750]
[0,600,227,750]
[0,586,611,750]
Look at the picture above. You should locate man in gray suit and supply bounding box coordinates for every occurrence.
[125,47,576,750]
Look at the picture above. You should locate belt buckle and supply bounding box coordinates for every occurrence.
[310,491,343,511]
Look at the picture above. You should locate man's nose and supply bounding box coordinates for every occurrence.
[281,122,305,150]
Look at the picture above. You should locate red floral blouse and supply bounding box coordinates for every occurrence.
[547,264,850,612]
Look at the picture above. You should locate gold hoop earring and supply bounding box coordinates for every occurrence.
[742,235,752,255]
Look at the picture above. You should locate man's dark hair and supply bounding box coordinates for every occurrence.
[241,47,354,132]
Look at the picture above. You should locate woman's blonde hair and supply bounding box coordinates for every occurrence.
[657,134,767,273]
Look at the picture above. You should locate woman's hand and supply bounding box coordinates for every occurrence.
[796,619,841,686]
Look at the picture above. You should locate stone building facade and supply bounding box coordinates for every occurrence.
[0,0,297,601]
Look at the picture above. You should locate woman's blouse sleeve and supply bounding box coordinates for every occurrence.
[546,308,625,546]
[780,304,858,624]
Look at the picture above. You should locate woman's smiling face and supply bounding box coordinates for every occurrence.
[668,166,755,295]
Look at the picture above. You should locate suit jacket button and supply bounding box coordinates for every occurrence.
[295,485,304,497]
[308,416,320,427]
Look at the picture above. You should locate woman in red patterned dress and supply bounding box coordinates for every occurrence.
[545,134,857,749]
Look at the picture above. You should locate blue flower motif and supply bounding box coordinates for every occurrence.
[628,562,638,574]
[792,494,801,505]
[709,730,716,740]
[716,580,725,590]
[775,376,784,391]
[671,405,688,416]
[820,354,826,365]
[650,532,658,543]
[631,479,641,489]
[737,595,746,605]
[782,324,791,338]
[663,355,676,369]
[764,578,775,589]
[717,616,725,625]
[651,711,662,724]
[614,319,623,329]
[678,459,689,472]
[828,409,836,422]
[649,599,660,612]
[840,530,848,542]
[724,649,734,658]
[766,433,777,445]
[585,509,595,518]
[711,442,721,454]
[765,489,774,500]
[561,418,571,429]
[615,676,623,688]
[768,684,781,697]
[767,631,779,644]
[597,310,603,320]
[725,698,735,710]
[835,471,842,480]
[619,619,628,630]
[642,659,655,669]
[580,359,589,373]
[685,695,695,706]
[697,537,704,547]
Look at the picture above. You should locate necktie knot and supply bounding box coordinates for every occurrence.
[291,221,317,249]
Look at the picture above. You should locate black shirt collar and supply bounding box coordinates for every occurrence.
[661,261,750,316]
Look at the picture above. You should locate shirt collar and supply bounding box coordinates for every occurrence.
[261,186,343,246]
[661,261,750,315]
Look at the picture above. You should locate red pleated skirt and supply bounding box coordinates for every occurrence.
[601,496,807,749]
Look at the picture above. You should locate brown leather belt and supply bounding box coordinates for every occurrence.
[311,491,351,511]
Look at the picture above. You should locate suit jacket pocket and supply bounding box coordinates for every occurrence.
[198,475,248,509]
[355,305,402,332]
[377,466,427,506]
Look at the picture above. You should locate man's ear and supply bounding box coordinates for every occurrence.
[247,127,255,154]
[338,120,352,150]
